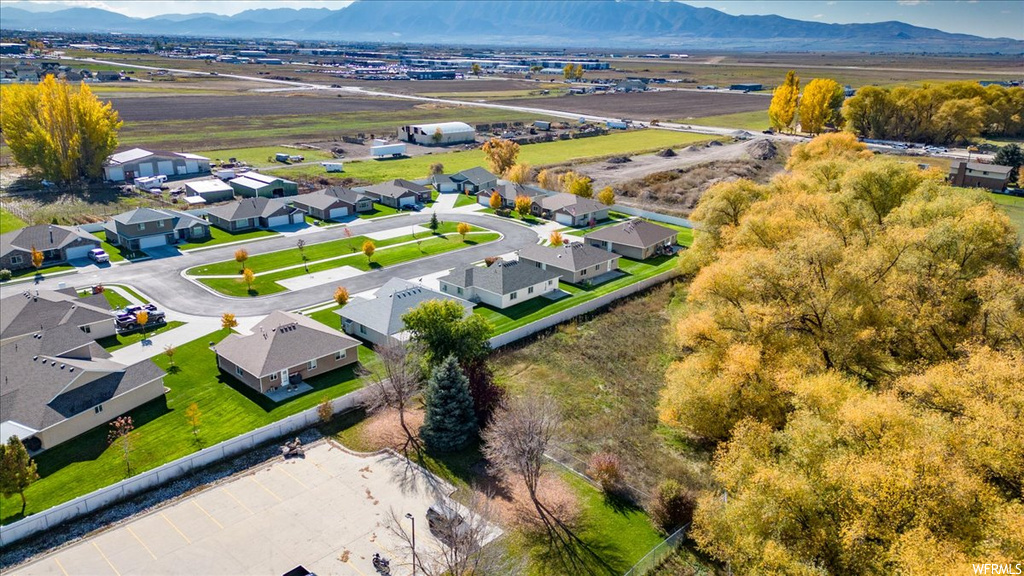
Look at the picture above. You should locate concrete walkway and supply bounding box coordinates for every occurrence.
[109,314,263,365]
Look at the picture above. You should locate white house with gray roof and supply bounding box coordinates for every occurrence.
[439,260,561,309]
[291,187,375,220]
[532,192,609,226]
[451,167,498,194]
[584,219,679,260]
[518,242,620,284]
[102,208,210,250]
[338,278,474,345]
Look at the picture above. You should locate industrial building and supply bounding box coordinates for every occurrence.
[102,148,211,182]
[228,172,299,198]
[399,122,476,146]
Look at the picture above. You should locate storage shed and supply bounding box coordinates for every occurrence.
[185,179,234,203]
[103,148,210,182]
[399,122,476,146]
[228,172,298,198]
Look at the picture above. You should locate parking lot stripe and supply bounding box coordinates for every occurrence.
[251,476,283,502]
[53,557,70,576]
[277,466,310,490]
[127,526,157,560]
[221,486,254,515]
[345,560,369,576]
[161,511,191,544]
[91,541,122,576]
[192,499,224,530]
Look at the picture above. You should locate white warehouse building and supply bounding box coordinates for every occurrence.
[103,148,211,182]
[399,122,476,146]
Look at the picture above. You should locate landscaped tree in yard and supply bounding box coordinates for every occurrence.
[241,268,255,292]
[482,137,520,176]
[135,310,149,340]
[768,70,800,132]
[489,191,502,210]
[429,212,440,232]
[221,312,238,330]
[549,230,564,247]
[597,186,615,206]
[296,238,307,263]
[234,248,248,273]
[402,299,493,367]
[0,76,122,183]
[994,143,1023,183]
[362,240,375,264]
[0,435,39,515]
[456,221,471,241]
[505,163,529,184]
[362,341,423,455]
[333,286,349,307]
[514,195,533,216]
[184,402,202,441]
[420,354,477,453]
[30,246,43,270]
[798,77,845,134]
[108,416,137,477]
[164,344,176,367]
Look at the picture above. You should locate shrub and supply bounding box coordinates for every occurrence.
[0,269,11,282]
[648,479,697,532]
[587,451,622,493]
[483,256,500,267]
[495,208,512,217]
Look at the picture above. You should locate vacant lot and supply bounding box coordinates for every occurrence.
[494,89,768,121]
[108,93,415,122]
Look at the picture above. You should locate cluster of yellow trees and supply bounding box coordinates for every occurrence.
[845,81,1024,144]
[481,137,615,206]
[1,76,122,183]
[660,133,1024,573]
[563,63,584,80]
[768,71,846,135]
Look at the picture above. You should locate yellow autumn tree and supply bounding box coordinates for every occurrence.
[30,246,44,269]
[560,171,593,198]
[768,70,800,132]
[241,268,255,291]
[333,286,349,307]
[597,186,615,206]
[536,168,558,191]
[798,78,846,134]
[221,313,238,330]
[489,191,502,210]
[549,230,564,247]
[481,138,519,176]
[456,221,471,241]
[504,163,530,184]
[1,76,122,182]
[513,195,533,215]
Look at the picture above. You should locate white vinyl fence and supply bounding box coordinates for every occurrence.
[611,205,694,228]
[0,389,365,548]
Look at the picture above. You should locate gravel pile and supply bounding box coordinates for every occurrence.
[606,156,632,164]
[746,139,779,161]
[0,428,325,570]
[655,148,677,157]
[708,140,724,147]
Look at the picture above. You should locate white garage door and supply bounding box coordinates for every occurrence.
[478,196,489,206]
[138,235,167,249]
[398,196,416,207]
[266,215,290,228]
[138,163,155,177]
[555,212,574,226]
[106,166,124,182]
[185,160,199,173]
[157,161,174,176]
[65,245,93,260]
[328,207,350,219]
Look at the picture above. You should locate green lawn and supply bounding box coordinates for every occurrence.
[0,330,375,526]
[990,192,1024,232]
[177,226,278,251]
[96,321,188,352]
[91,288,131,309]
[679,109,770,131]
[90,233,136,262]
[454,193,480,208]
[199,231,499,297]
[0,207,27,234]
[476,255,681,334]
[4,264,77,281]
[104,284,150,304]
[480,207,542,225]
[196,146,335,168]
[269,130,716,184]
[358,203,401,219]
[563,218,694,247]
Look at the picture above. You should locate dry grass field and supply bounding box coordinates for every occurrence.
[492,89,770,121]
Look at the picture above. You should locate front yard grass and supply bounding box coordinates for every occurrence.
[0,330,376,526]
[357,203,402,219]
[989,192,1024,232]
[177,226,278,251]
[4,264,76,281]
[89,233,135,262]
[0,207,27,234]
[454,193,480,208]
[479,207,542,225]
[96,321,187,352]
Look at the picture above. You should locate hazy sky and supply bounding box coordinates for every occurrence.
[8,0,1023,40]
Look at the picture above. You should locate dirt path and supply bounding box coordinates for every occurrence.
[577,138,755,191]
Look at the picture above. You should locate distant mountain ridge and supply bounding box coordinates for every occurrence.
[1,1,1020,53]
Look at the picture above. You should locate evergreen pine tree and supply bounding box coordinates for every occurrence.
[420,355,477,452]
[429,212,440,232]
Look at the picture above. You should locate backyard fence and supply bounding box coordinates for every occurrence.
[0,389,366,548]
[612,205,694,228]
[622,524,710,576]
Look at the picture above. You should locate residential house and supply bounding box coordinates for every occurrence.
[451,167,499,194]
[94,71,121,82]
[430,173,457,193]
[948,161,1013,192]
[228,172,299,198]
[518,242,620,284]
[360,179,431,208]
[584,219,679,260]
[476,182,547,208]
[0,323,166,452]
[532,192,609,226]
[439,260,561,309]
[205,197,304,232]
[214,311,361,395]
[291,187,374,221]
[1,224,101,271]
[184,179,234,203]
[102,208,210,250]
[103,148,210,182]
[1,288,116,344]
[338,278,474,345]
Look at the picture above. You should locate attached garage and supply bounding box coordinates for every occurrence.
[266,215,291,228]
[138,235,167,249]
[398,195,417,208]
[554,212,574,226]
[329,206,350,219]
[64,245,94,260]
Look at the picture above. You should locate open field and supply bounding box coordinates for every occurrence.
[0,330,376,526]
[493,89,769,121]
[107,93,415,122]
[270,130,716,184]
[681,109,770,131]
[990,193,1024,232]
[195,145,335,166]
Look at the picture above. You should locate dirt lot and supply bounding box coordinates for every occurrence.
[493,88,768,121]
[108,93,417,122]
[331,77,555,95]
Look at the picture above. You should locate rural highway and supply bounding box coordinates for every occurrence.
[0,213,535,318]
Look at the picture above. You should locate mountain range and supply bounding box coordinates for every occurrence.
[2,1,1021,53]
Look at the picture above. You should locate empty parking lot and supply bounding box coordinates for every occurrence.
[11,442,487,576]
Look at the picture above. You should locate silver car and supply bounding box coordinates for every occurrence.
[87,248,110,263]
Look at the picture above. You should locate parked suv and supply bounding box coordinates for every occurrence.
[87,248,110,263]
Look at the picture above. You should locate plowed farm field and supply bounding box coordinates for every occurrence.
[493,89,769,121]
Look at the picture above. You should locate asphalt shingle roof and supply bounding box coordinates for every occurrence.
[337,278,473,337]
[361,179,429,200]
[1,289,113,343]
[452,167,498,186]
[0,224,99,257]
[205,197,297,221]
[583,220,679,249]
[292,187,371,211]
[536,193,606,216]
[442,260,560,295]
[518,242,619,272]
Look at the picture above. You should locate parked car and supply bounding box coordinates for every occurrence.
[116,304,166,331]
[87,248,110,263]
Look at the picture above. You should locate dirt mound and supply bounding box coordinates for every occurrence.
[655,148,677,157]
[746,139,778,161]
[708,140,723,147]
[606,156,632,164]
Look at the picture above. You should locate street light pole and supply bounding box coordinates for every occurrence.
[405,512,417,575]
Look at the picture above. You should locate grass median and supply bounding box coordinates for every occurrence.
[178,226,278,251]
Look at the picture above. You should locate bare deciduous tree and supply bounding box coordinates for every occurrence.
[360,341,423,455]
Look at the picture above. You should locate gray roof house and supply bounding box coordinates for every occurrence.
[0,323,166,452]
[360,179,431,208]
[205,197,304,232]
[1,224,100,271]
[215,311,361,395]
[584,220,679,260]
[338,278,474,345]
[451,167,499,194]
[228,172,299,199]
[439,259,561,309]
[518,242,620,284]
[291,187,374,221]
[476,182,548,208]
[102,208,210,251]
[532,193,610,226]
[1,288,116,344]
[430,173,458,193]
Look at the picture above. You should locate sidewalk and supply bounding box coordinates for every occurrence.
[108,314,264,365]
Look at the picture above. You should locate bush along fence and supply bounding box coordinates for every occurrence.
[0,389,366,548]
[622,524,711,576]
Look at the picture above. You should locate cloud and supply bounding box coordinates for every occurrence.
[896,0,925,5]
[812,13,825,19]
